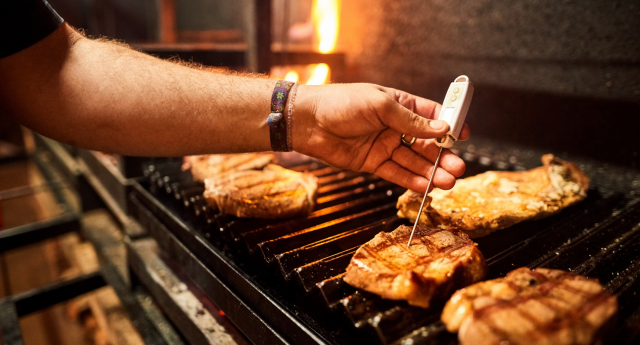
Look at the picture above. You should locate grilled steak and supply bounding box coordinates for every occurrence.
[441,267,618,345]
[182,153,274,183]
[397,154,589,238]
[203,165,318,219]
[343,225,487,308]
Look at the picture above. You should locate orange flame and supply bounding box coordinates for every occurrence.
[280,0,338,85]
[306,63,330,85]
[284,70,299,83]
[312,0,340,54]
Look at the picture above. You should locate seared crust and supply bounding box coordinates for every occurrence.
[397,154,590,238]
[441,267,618,345]
[182,153,275,183]
[203,165,318,219]
[343,225,487,308]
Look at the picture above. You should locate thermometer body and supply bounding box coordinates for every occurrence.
[436,75,474,148]
[407,75,474,247]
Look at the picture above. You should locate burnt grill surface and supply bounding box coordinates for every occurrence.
[135,141,640,345]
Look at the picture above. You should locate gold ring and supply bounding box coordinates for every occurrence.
[401,134,416,148]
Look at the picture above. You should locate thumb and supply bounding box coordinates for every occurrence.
[382,100,449,139]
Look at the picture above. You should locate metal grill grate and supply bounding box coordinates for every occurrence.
[135,150,640,345]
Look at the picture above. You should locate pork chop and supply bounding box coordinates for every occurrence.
[203,164,318,219]
[441,267,618,345]
[397,154,589,238]
[343,225,487,308]
[182,153,274,183]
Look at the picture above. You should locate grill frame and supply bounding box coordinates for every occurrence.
[130,185,331,345]
[129,139,640,345]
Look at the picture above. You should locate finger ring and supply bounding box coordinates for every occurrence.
[401,134,416,148]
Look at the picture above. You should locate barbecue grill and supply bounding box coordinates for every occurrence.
[127,135,640,345]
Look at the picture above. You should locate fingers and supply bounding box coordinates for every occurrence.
[402,122,470,143]
[381,87,441,120]
[379,99,450,140]
[379,86,472,143]
[373,86,448,139]
[361,129,466,190]
[409,139,466,177]
[373,160,437,193]
[459,123,471,141]
[391,146,457,189]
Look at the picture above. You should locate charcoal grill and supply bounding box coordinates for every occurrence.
[128,137,640,345]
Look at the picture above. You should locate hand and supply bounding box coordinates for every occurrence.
[292,83,470,193]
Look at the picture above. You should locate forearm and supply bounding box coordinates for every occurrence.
[0,22,469,192]
[0,23,280,156]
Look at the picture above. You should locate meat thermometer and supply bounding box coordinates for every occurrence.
[407,75,474,247]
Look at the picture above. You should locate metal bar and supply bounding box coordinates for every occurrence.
[77,158,146,239]
[12,271,105,317]
[128,238,249,345]
[32,135,81,177]
[127,239,203,345]
[16,135,175,344]
[255,0,272,73]
[0,299,23,345]
[127,239,202,345]
[0,213,80,253]
[77,149,132,212]
[80,209,178,345]
[100,263,173,345]
[129,192,304,345]
[132,287,186,345]
[0,181,70,200]
[33,134,103,213]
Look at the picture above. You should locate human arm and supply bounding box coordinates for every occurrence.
[0,23,280,155]
[0,23,469,192]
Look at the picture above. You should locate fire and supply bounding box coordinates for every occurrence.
[277,0,339,85]
[312,0,340,54]
[306,63,330,85]
[304,0,339,84]
[284,71,299,83]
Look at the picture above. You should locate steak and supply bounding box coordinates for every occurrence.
[203,165,318,219]
[343,225,487,308]
[397,154,589,238]
[441,267,618,345]
[182,153,274,183]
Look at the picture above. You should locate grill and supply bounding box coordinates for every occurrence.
[128,137,640,345]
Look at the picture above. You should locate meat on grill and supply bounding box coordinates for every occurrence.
[203,164,318,219]
[397,154,589,238]
[182,153,274,183]
[441,267,618,345]
[343,225,487,308]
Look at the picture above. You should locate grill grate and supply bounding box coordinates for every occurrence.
[137,149,640,345]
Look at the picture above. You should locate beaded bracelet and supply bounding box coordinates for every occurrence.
[286,83,299,151]
[266,80,296,151]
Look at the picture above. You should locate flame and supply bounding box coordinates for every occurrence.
[306,63,330,85]
[312,0,340,54]
[284,70,299,83]
[279,0,338,84]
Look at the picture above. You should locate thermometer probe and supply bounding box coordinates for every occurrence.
[407,75,474,247]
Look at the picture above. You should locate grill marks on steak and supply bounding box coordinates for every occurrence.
[182,153,274,182]
[441,267,618,345]
[397,154,590,238]
[203,165,318,219]
[343,225,487,308]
